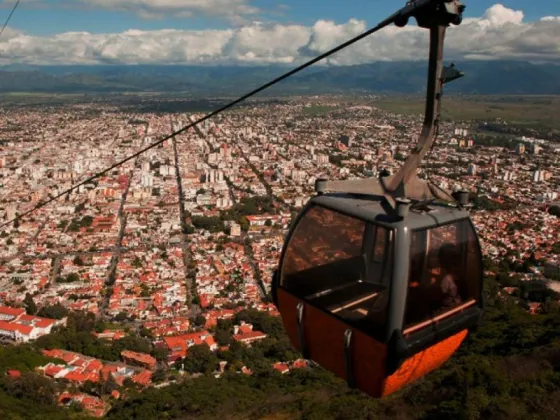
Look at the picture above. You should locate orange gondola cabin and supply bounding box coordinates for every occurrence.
[272,194,483,397]
[271,0,482,398]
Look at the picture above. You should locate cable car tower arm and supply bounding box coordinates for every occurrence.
[319,0,466,205]
[384,1,465,199]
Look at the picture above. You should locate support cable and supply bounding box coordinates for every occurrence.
[0,0,20,37]
[0,10,401,230]
[0,0,450,229]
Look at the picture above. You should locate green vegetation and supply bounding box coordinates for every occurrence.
[469,194,517,212]
[303,105,338,116]
[56,273,80,284]
[0,374,72,420]
[191,216,225,233]
[0,346,72,420]
[226,195,275,219]
[74,203,86,214]
[66,215,93,233]
[0,345,55,375]
[132,256,143,269]
[3,372,57,406]
[37,304,69,320]
[80,216,94,227]
[67,220,81,232]
[35,312,151,362]
[23,294,37,315]
[394,152,406,162]
[72,256,84,266]
[189,196,276,233]
[372,95,560,132]
[181,345,218,375]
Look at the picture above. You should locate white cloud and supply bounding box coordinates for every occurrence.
[445,5,560,61]
[482,3,524,25]
[221,23,310,64]
[0,4,558,65]
[306,19,366,54]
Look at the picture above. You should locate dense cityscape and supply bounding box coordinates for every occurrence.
[0,95,559,418]
[0,0,559,416]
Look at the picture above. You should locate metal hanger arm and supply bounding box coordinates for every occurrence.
[383,24,446,193]
[318,1,466,204]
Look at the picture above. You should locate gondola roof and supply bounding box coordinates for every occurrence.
[311,194,471,229]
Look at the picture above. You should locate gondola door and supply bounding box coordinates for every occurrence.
[382,219,483,396]
[276,204,394,397]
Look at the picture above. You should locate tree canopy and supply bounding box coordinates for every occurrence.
[35,313,151,362]
[37,304,68,320]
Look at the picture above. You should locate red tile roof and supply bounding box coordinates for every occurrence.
[233,330,267,343]
[58,393,105,418]
[16,314,56,328]
[273,362,289,374]
[0,306,25,317]
[164,331,216,357]
[44,365,64,377]
[42,349,76,364]
[84,360,103,373]
[121,350,156,368]
[101,365,120,380]
[132,370,152,386]
[64,370,99,383]
[0,320,33,335]
[291,359,308,369]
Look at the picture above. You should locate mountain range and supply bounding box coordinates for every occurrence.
[1,60,559,96]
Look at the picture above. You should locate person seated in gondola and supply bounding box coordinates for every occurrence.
[404,244,463,325]
[437,243,462,309]
[403,251,430,324]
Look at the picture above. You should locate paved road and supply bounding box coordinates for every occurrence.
[242,238,268,300]
[170,118,194,309]
[100,167,133,319]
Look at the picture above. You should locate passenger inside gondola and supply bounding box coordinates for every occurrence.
[438,243,462,309]
[405,222,477,330]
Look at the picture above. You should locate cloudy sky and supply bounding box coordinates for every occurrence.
[0,0,559,65]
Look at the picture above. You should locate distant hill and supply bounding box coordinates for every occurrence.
[0,60,559,95]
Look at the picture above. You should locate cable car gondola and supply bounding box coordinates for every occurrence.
[272,0,484,398]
